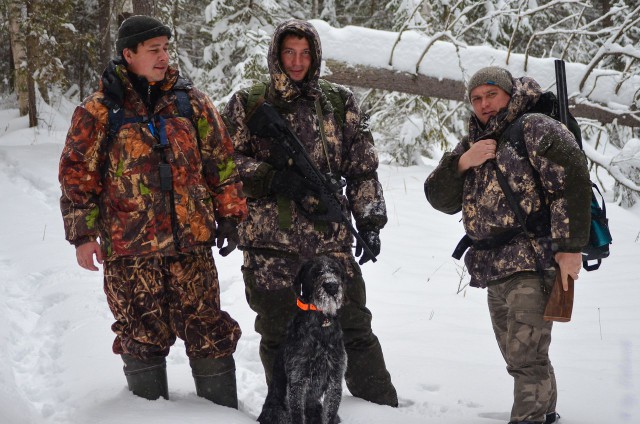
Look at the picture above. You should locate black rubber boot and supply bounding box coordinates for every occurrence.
[190,356,238,409]
[121,354,169,400]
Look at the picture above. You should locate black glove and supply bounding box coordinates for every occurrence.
[269,169,326,216]
[216,218,239,257]
[355,229,380,265]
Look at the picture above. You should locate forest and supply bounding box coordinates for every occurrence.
[2,0,639,205]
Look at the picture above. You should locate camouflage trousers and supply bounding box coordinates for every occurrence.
[487,271,556,423]
[103,247,241,360]
[242,249,398,407]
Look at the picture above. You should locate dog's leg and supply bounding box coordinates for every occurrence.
[323,378,343,424]
[288,379,309,423]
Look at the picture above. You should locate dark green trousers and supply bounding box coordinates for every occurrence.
[242,252,398,407]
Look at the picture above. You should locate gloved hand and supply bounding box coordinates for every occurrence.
[355,229,380,265]
[269,169,326,216]
[216,218,239,257]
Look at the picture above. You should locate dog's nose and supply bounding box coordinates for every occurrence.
[323,282,339,296]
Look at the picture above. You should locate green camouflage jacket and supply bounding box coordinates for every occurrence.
[425,76,591,287]
[222,19,386,258]
[59,62,247,259]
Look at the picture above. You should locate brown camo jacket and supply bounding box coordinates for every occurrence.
[59,63,247,259]
[222,19,387,259]
[425,77,591,287]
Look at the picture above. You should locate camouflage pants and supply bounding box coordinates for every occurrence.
[103,247,241,360]
[487,271,556,423]
[242,249,398,407]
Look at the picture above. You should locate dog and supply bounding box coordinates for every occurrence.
[258,255,347,424]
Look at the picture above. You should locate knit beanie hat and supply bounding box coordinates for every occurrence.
[467,66,513,100]
[116,15,172,56]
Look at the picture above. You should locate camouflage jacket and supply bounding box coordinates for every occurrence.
[222,20,387,258]
[425,77,591,287]
[59,62,247,259]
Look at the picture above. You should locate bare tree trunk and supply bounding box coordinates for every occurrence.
[98,0,113,66]
[7,0,29,116]
[132,0,155,16]
[25,0,38,127]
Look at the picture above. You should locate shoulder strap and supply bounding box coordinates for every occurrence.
[319,79,346,128]
[246,82,268,115]
[174,89,193,122]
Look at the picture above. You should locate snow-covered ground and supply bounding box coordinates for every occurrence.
[1,97,639,424]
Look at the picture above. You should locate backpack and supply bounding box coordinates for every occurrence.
[106,84,195,146]
[245,79,347,128]
[498,92,612,271]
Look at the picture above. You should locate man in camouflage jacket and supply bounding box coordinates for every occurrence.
[222,19,397,406]
[425,67,591,424]
[58,15,247,406]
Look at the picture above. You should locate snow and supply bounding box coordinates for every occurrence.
[1,93,639,424]
[310,19,640,111]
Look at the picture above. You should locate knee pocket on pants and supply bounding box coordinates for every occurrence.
[508,311,548,366]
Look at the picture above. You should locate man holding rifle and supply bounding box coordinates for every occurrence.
[222,19,398,406]
[425,66,591,424]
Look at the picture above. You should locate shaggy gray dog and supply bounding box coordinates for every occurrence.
[257,255,347,424]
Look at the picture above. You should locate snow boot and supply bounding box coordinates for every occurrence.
[545,412,560,424]
[121,354,169,400]
[190,356,238,409]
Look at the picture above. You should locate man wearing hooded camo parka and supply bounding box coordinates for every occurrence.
[59,15,247,406]
[425,66,591,424]
[222,19,398,407]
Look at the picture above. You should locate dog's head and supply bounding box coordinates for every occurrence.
[294,256,346,316]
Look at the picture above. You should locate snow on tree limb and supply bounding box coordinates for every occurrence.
[312,19,640,127]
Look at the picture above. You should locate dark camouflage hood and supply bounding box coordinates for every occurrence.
[468,76,543,142]
[267,19,323,103]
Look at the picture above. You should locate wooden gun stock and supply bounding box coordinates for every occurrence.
[543,269,574,322]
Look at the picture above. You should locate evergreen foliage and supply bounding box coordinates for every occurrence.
[1,0,638,204]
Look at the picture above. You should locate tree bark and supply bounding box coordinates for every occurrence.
[26,0,38,127]
[7,0,29,116]
[98,0,112,66]
[132,0,155,16]
[323,59,640,128]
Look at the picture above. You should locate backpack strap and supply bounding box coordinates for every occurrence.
[246,82,268,115]
[319,79,346,129]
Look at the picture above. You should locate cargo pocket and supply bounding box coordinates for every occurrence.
[186,185,216,243]
[509,310,547,366]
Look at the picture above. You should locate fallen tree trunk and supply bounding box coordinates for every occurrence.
[323,59,640,128]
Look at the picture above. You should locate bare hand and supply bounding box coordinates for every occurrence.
[458,139,497,173]
[554,252,581,291]
[76,241,103,271]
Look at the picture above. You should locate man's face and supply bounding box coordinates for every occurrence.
[123,36,170,82]
[280,35,312,82]
[469,84,511,125]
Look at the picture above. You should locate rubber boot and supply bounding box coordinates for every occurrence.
[190,356,238,409]
[344,342,398,407]
[121,354,169,400]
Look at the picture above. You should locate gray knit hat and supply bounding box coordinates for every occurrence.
[116,15,172,56]
[467,66,513,99]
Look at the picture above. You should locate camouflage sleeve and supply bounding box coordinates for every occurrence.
[523,114,591,252]
[193,89,247,222]
[339,88,387,231]
[424,139,468,215]
[58,100,105,246]
[221,90,275,199]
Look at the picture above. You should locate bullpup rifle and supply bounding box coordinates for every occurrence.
[246,101,378,263]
